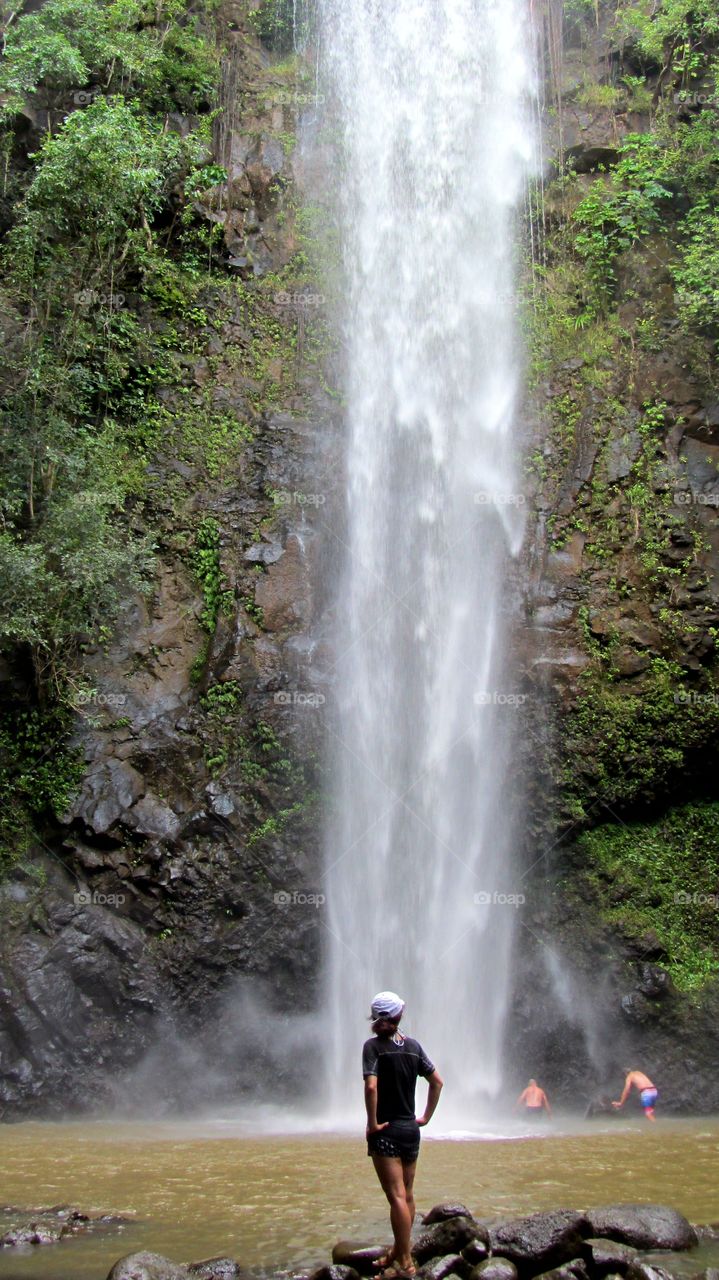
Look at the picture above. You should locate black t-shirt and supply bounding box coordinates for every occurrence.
[362,1034,435,1123]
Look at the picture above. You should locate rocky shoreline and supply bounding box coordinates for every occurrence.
[4,1203,717,1280]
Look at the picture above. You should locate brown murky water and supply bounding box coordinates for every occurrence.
[1,1116,718,1280]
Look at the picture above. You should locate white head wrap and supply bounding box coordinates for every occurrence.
[371,991,405,1020]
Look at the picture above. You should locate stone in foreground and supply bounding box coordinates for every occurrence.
[532,1262,590,1280]
[107,1252,191,1280]
[585,1207,697,1252]
[585,1239,640,1276]
[462,1241,490,1267]
[417,1254,465,1280]
[469,1259,519,1280]
[188,1258,247,1279]
[488,1211,590,1276]
[310,1266,362,1280]
[414,1217,484,1264]
[332,1243,389,1275]
[424,1207,475,1227]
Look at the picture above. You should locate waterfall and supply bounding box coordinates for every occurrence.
[318,0,535,1127]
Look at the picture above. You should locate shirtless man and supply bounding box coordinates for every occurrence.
[612,1068,658,1121]
[516,1079,551,1117]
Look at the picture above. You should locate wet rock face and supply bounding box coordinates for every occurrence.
[584,1208,697,1253]
[414,1218,485,1265]
[488,1212,590,1277]
[107,1254,191,1280]
[424,1207,477,1227]
[331,1244,390,1275]
[0,11,339,1116]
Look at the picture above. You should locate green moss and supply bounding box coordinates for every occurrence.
[564,658,719,818]
[0,707,84,876]
[577,801,719,989]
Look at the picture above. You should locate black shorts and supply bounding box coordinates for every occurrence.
[367,1120,421,1164]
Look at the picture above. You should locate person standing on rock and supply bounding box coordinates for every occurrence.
[516,1079,551,1119]
[363,991,443,1280]
[612,1068,658,1121]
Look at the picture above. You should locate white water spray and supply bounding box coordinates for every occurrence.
[319,0,535,1127]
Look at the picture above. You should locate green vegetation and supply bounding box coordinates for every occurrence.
[192,516,233,635]
[0,0,222,867]
[577,802,719,989]
[0,0,218,118]
[563,659,719,819]
[0,706,84,875]
[531,0,719,990]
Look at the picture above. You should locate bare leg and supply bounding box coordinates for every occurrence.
[372,1155,415,1271]
[403,1160,418,1230]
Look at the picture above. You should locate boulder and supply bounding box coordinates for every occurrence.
[533,1264,589,1280]
[625,1266,675,1280]
[106,1253,191,1280]
[331,1244,389,1276]
[469,1260,519,1280]
[585,1239,639,1275]
[417,1255,465,1280]
[310,1267,361,1280]
[424,1206,475,1226]
[488,1212,590,1275]
[0,1222,64,1246]
[462,1241,491,1267]
[585,1207,697,1252]
[188,1260,246,1280]
[414,1218,483,1264]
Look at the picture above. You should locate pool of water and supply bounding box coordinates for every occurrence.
[1,1115,718,1280]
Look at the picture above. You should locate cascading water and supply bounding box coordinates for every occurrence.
[318,0,535,1127]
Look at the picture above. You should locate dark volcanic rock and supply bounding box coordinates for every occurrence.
[533,1263,589,1280]
[188,1260,246,1280]
[332,1244,389,1276]
[625,1265,676,1280]
[414,1218,483,1264]
[585,1239,639,1275]
[424,1206,475,1226]
[488,1212,590,1275]
[469,1260,519,1280]
[310,1267,362,1280]
[585,1207,697,1251]
[106,1253,191,1280]
[0,1223,65,1247]
[462,1241,491,1267]
[417,1255,465,1280]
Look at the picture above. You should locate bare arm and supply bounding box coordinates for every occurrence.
[542,1091,552,1116]
[516,1088,529,1110]
[417,1070,443,1127]
[364,1075,388,1135]
[612,1075,632,1107]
